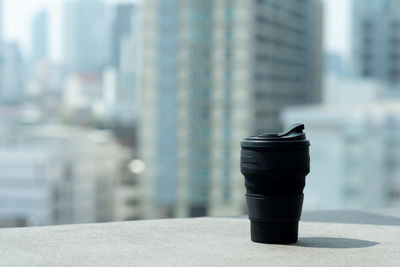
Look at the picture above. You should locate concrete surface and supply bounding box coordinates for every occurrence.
[1,210,399,266]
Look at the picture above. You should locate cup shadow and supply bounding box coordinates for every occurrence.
[295,237,379,249]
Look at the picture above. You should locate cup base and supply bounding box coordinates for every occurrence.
[250,221,298,244]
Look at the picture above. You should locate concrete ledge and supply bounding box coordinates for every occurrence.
[1,210,399,266]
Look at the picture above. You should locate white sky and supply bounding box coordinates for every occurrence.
[3,0,62,60]
[2,0,351,61]
[323,0,351,58]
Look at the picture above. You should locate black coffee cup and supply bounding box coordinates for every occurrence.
[240,123,310,244]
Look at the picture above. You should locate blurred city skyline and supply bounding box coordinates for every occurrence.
[0,0,399,225]
[1,0,140,61]
[2,0,349,60]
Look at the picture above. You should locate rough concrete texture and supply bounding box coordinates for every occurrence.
[0,210,399,266]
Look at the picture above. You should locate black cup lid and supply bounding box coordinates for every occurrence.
[241,123,310,148]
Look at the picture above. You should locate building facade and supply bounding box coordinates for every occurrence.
[282,78,400,210]
[352,0,400,87]
[63,0,108,73]
[0,125,132,227]
[111,4,134,68]
[139,0,323,218]
[0,43,25,104]
[103,3,141,125]
[31,10,48,62]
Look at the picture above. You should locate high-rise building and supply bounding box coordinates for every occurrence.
[103,3,141,125]
[251,0,323,132]
[111,4,134,68]
[31,10,48,62]
[63,0,107,73]
[352,0,400,86]
[139,0,323,218]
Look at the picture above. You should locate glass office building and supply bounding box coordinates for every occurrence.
[139,0,323,218]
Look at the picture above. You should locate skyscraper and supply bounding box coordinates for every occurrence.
[103,3,141,125]
[64,0,107,73]
[111,3,134,68]
[31,10,48,62]
[139,0,323,218]
[352,0,400,86]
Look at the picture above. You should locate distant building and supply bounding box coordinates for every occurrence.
[0,125,133,227]
[111,3,134,68]
[139,0,323,218]
[0,43,25,104]
[114,159,142,221]
[103,3,141,125]
[63,73,103,120]
[352,0,400,87]
[325,52,345,77]
[31,10,48,62]
[282,78,400,210]
[102,66,118,118]
[63,0,108,73]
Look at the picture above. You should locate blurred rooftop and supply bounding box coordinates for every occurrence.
[1,209,399,266]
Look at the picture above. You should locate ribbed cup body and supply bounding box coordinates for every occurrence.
[241,146,309,196]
